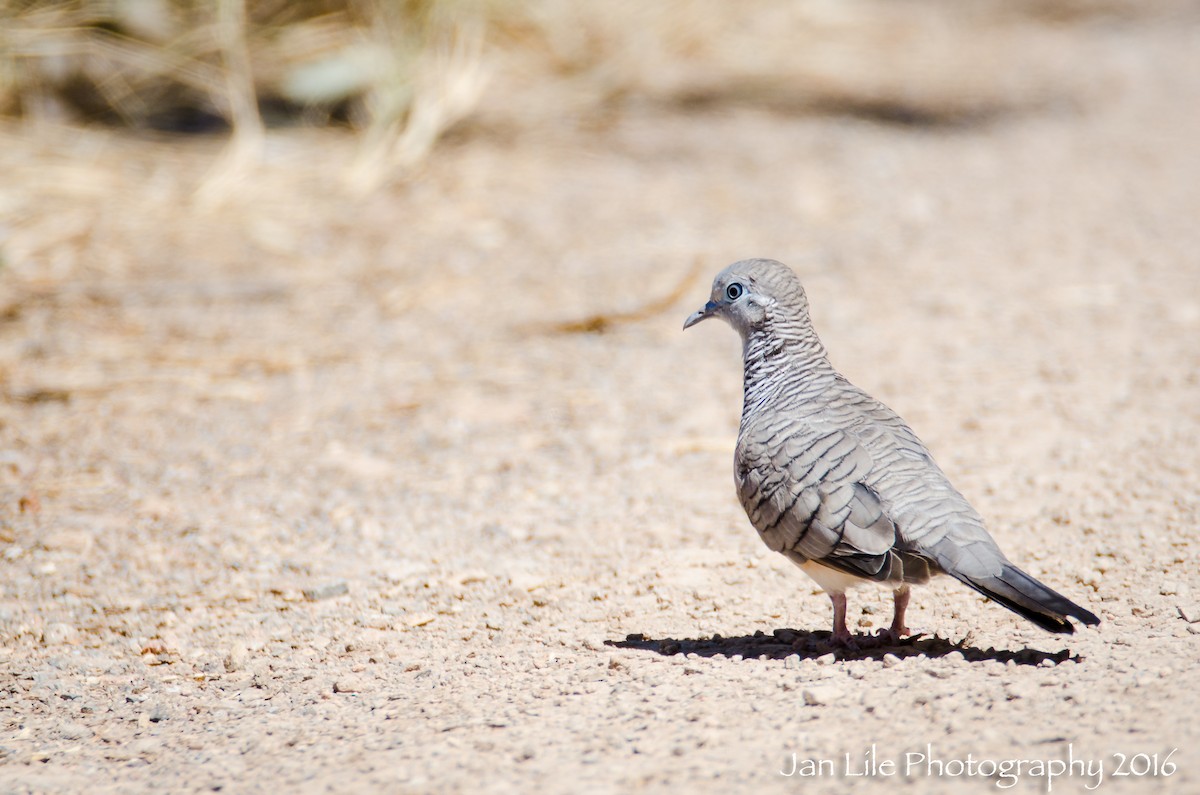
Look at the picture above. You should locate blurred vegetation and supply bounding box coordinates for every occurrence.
[3,0,1167,128]
[0,0,495,188]
[0,0,1183,190]
[0,0,487,128]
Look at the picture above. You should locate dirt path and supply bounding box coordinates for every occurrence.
[2,8,1199,794]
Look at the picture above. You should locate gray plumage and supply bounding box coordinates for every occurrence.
[684,258,1099,644]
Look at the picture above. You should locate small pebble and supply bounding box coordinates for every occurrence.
[303,581,349,601]
[59,723,93,740]
[882,653,902,668]
[130,738,162,756]
[41,530,93,554]
[334,677,367,694]
[42,623,78,645]
[404,613,437,627]
[1177,604,1200,623]
[802,686,835,706]
[783,654,801,670]
[225,646,249,673]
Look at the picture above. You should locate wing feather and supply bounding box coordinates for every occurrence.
[737,423,906,582]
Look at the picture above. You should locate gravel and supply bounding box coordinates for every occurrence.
[1,7,1198,794]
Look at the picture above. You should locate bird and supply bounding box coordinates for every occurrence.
[683,258,1099,646]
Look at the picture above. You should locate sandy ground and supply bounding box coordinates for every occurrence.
[2,6,1199,794]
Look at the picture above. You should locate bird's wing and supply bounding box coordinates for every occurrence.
[737,423,900,581]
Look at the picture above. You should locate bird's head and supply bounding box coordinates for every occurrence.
[683,258,811,339]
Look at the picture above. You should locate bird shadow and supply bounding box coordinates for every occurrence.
[606,627,1082,666]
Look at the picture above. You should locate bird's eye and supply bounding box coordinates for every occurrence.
[725,283,745,301]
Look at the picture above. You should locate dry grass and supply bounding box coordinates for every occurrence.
[0,0,494,194]
[539,256,708,335]
[1,0,1188,194]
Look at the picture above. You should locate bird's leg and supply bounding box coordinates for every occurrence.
[875,585,912,645]
[829,592,856,648]
[891,585,911,637]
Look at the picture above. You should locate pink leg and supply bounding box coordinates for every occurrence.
[891,585,911,638]
[829,592,856,647]
[874,585,912,644]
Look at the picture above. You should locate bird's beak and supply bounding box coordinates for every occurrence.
[683,300,719,330]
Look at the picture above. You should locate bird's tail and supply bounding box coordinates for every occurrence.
[952,564,1100,634]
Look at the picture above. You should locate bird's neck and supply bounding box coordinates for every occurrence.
[740,319,834,416]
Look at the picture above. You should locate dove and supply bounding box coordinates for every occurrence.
[684,258,1099,645]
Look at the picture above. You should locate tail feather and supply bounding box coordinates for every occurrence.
[954,564,1100,634]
